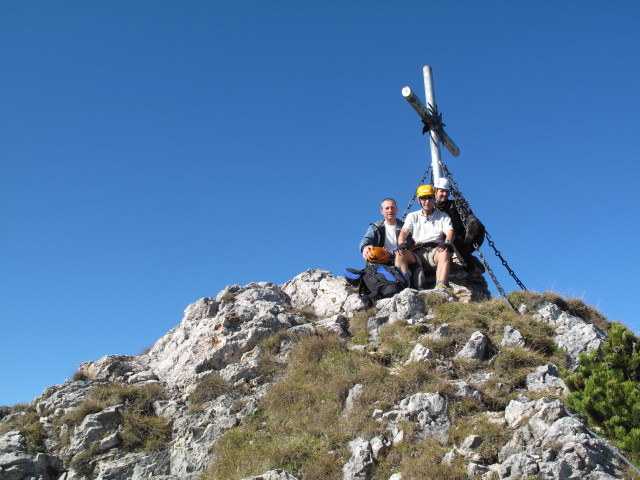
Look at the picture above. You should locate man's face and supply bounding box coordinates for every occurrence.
[418,195,435,212]
[380,200,398,222]
[436,188,449,202]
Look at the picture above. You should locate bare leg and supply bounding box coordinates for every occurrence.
[395,250,417,277]
[433,250,451,284]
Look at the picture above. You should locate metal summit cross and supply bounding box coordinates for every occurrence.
[402,66,459,183]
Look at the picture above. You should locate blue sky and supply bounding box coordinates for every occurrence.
[1,1,638,406]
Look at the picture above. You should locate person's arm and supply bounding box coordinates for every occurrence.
[397,227,410,245]
[446,228,454,242]
[437,216,455,252]
[359,224,376,260]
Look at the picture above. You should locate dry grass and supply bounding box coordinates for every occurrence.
[203,333,389,480]
[510,291,609,331]
[372,436,467,480]
[0,406,45,453]
[349,307,376,345]
[200,293,614,479]
[188,373,231,406]
[58,381,170,462]
[449,414,512,464]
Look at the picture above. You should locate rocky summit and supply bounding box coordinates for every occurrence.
[0,269,630,479]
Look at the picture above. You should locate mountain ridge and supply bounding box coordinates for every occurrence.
[0,269,631,480]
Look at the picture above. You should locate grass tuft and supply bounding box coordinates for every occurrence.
[188,374,231,406]
[0,406,46,453]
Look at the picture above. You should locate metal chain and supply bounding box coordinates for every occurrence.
[482,231,527,291]
[401,166,431,222]
[475,247,517,311]
[439,161,528,296]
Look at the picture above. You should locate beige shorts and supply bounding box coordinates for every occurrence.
[412,246,437,269]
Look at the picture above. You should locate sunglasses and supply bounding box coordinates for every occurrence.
[418,196,435,201]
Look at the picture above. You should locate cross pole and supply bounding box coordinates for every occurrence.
[402,66,459,184]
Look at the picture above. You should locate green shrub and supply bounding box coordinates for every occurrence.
[564,323,640,463]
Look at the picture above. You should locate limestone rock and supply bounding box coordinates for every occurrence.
[0,430,64,480]
[425,323,449,341]
[241,470,299,480]
[143,282,304,388]
[67,404,123,457]
[367,289,428,342]
[342,437,374,480]
[501,325,525,348]
[405,343,434,364]
[383,392,450,444]
[343,384,364,415]
[448,380,482,403]
[0,271,627,480]
[526,364,570,395]
[316,314,351,338]
[93,451,173,480]
[281,269,364,317]
[77,354,154,383]
[454,330,488,360]
[533,302,608,367]
[499,396,622,479]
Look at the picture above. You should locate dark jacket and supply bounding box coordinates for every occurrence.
[359,219,405,252]
[435,198,484,247]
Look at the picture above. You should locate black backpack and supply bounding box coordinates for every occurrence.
[345,264,409,302]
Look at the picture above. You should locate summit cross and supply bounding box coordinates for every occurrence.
[402,66,460,183]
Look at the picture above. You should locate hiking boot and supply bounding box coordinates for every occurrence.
[434,283,450,293]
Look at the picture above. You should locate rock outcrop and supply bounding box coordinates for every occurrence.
[0,269,627,480]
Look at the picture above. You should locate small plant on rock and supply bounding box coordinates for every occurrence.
[564,322,640,463]
[188,373,231,406]
[0,405,46,453]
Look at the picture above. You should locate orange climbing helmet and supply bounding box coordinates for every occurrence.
[366,246,390,264]
[416,185,435,197]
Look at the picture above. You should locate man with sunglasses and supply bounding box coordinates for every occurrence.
[395,185,454,291]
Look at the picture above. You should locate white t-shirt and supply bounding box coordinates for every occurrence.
[404,209,453,244]
[384,223,398,252]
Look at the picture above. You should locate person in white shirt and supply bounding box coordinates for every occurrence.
[395,185,454,290]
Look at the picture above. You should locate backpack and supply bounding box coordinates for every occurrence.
[345,264,409,302]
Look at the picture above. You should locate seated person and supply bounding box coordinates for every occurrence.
[434,177,485,275]
[359,198,404,265]
[395,185,454,291]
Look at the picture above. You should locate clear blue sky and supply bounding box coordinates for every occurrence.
[2,1,639,406]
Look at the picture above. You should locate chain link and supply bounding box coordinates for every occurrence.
[439,161,528,297]
[475,247,517,311]
[482,231,527,291]
[401,158,527,307]
[401,166,431,222]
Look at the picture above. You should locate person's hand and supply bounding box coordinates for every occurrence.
[437,240,452,253]
[362,245,372,260]
[395,241,411,253]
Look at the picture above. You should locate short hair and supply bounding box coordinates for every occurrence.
[381,198,397,208]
